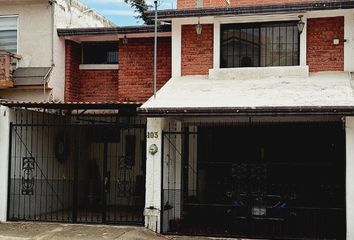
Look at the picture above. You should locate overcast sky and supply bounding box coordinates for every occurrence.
[81,0,176,26]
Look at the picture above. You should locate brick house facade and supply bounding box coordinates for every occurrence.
[59,1,354,240]
[64,36,171,103]
[141,1,354,240]
[179,18,345,75]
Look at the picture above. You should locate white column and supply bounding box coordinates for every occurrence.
[0,106,11,221]
[300,14,307,67]
[144,117,166,232]
[172,20,182,77]
[346,117,354,239]
[344,9,354,72]
[213,21,220,70]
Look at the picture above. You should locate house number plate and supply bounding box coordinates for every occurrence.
[147,132,158,139]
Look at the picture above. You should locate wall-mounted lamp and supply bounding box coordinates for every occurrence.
[297,15,305,34]
[149,144,158,155]
[122,34,128,45]
[196,18,202,35]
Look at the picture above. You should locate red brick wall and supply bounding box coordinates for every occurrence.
[118,37,172,102]
[79,70,119,102]
[307,17,344,72]
[65,40,81,102]
[65,38,171,103]
[181,24,213,76]
[204,0,229,7]
[177,0,196,8]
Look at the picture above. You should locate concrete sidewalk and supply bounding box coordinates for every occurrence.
[0,222,236,240]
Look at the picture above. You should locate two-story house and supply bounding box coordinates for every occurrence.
[139,0,354,239]
[0,24,172,227]
[1,0,354,240]
[0,0,113,102]
[0,0,122,225]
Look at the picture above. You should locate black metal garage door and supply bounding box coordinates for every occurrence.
[161,122,346,239]
[7,113,146,225]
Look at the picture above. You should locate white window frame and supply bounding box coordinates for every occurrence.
[0,15,19,54]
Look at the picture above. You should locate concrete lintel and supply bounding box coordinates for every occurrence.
[209,66,310,80]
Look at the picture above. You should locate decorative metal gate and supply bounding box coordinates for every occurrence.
[7,110,146,225]
[161,122,346,239]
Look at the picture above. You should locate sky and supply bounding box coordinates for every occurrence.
[81,0,176,26]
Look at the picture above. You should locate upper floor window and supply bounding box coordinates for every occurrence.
[220,22,299,68]
[0,16,18,53]
[82,42,118,64]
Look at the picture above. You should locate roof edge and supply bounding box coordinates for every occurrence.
[0,101,142,110]
[57,24,171,37]
[146,1,354,19]
[137,106,354,117]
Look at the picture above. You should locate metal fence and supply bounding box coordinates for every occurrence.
[161,121,346,239]
[7,109,146,225]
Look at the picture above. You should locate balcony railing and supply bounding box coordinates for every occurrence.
[0,50,21,88]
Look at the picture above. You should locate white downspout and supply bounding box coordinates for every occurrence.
[45,0,56,101]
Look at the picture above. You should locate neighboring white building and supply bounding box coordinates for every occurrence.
[0,0,114,102]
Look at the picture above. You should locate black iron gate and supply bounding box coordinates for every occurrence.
[161,122,346,239]
[7,112,146,225]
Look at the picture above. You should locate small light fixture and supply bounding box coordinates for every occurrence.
[297,15,305,34]
[122,34,128,45]
[149,144,158,155]
[196,17,202,35]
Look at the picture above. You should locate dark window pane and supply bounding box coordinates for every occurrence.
[82,42,118,64]
[220,21,299,68]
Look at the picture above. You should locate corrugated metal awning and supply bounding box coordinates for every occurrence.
[145,0,354,19]
[0,100,142,110]
[57,25,171,37]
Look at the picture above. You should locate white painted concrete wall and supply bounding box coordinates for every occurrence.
[0,106,12,221]
[145,118,165,232]
[346,117,354,240]
[0,1,52,68]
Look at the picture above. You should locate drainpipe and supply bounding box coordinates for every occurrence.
[153,1,158,99]
[46,0,56,101]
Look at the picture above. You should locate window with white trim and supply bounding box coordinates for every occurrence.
[220,21,299,68]
[0,16,18,53]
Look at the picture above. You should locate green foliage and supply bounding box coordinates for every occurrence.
[124,0,154,25]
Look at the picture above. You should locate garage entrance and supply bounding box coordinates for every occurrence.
[7,109,146,225]
[161,121,346,239]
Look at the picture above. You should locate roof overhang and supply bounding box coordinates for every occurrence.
[57,25,171,42]
[138,106,354,117]
[146,1,354,20]
[139,71,354,117]
[0,100,141,112]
